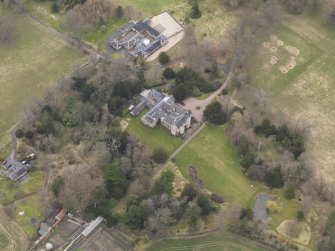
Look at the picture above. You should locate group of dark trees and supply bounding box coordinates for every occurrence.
[203,101,228,125]
[162,67,176,80]
[85,166,217,232]
[282,0,320,15]
[188,0,202,19]
[170,67,221,101]
[18,68,142,152]
[158,52,170,65]
[232,119,307,189]
[254,119,304,159]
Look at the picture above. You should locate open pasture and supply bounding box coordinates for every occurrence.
[272,52,335,185]
[0,229,10,251]
[273,12,335,186]
[247,24,320,95]
[244,11,335,186]
[145,230,273,251]
[0,9,83,148]
[0,208,27,251]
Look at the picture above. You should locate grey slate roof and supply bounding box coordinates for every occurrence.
[130,100,147,116]
[109,19,166,58]
[2,158,28,181]
[133,21,160,37]
[141,90,191,129]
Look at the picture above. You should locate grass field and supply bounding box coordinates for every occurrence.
[145,230,273,251]
[0,9,83,148]
[241,9,335,186]
[0,208,27,251]
[125,113,183,155]
[0,231,10,250]
[0,171,45,205]
[14,195,44,239]
[247,24,321,96]
[174,125,265,207]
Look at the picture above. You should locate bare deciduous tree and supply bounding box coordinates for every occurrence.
[64,9,86,34]
[73,0,114,26]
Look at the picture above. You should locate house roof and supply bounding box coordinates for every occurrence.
[142,90,191,129]
[133,21,160,37]
[130,100,147,116]
[2,158,28,181]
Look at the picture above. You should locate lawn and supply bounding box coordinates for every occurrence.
[112,0,185,16]
[174,124,264,207]
[80,18,127,50]
[145,230,273,251]
[0,9,83,148]
[270,189,300,229]
[125,113,183,155]
[14,195,44,239]
[0,171,45,205]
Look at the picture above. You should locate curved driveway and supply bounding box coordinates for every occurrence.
[182,73,233,121]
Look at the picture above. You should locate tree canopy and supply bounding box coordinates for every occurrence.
[203,101,228,125]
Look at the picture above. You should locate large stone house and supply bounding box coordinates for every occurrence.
[109,12,183,59]
[130,89,192,136]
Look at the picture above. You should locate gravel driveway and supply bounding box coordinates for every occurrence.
[182,73,233,121]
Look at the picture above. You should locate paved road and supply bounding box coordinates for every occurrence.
[183,72,233,122]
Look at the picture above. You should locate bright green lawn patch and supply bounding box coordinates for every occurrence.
[112,0,184,16]
[126,113,182,155]
[81,18,126,50]
[0,171,45,205]
[0,10,83,147]
[14,195,44,239]
[174,125,264,207]
[21,172,45,194]
[145,230,273,251]
[248,24,320,96]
